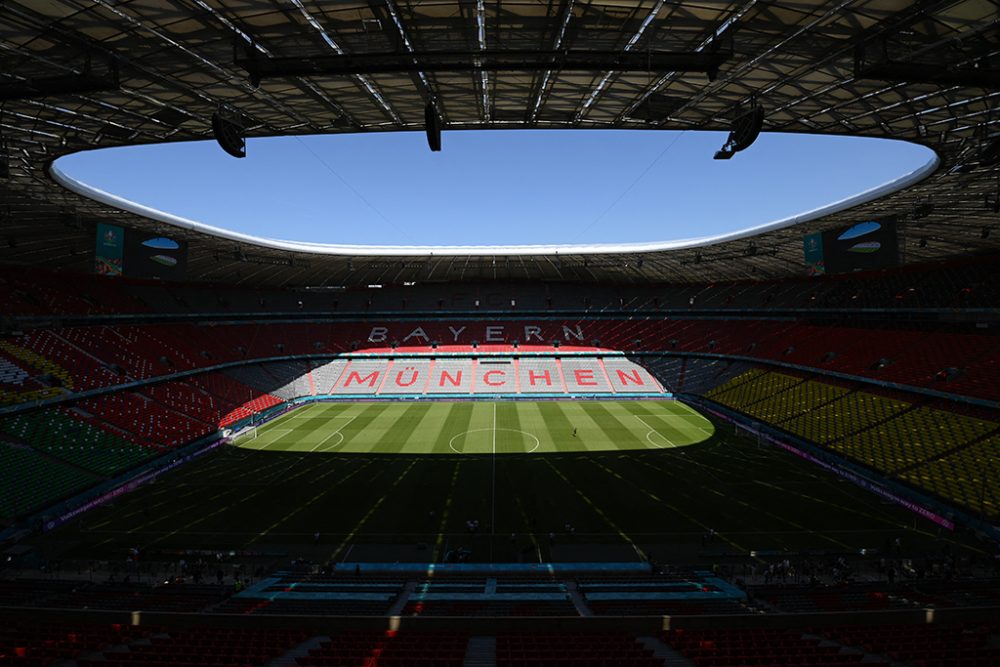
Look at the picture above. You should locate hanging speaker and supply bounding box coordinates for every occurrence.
[425,102,441,152]
[212,111,246,158]
[730,105,765,152]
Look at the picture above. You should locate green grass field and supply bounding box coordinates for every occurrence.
[30,398,986,566]
[236,400,714,455]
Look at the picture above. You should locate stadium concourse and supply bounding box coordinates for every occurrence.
[2,0,1000,663]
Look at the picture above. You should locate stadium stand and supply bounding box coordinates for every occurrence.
[0,621,153,666]
[701,368,1000,517]
[381,358,435,394]
[662,627,880,667]
[80,627,309,667]
[2,2,1000,663]
[298,631,468,667]
[0,407,150,476]
[516,358,565,394]
[496,633,661,667]
[427,358,476,394]
[0,444,99,518]
[820,623,1000,667]
[224,360,315,400]
[1,318,998,407]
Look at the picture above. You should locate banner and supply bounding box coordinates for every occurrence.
[803,232,825,276]
[94,223,124,276]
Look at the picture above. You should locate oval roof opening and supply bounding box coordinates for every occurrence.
[53,130,936,253]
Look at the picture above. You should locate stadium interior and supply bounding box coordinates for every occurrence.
[1,1,1000,666]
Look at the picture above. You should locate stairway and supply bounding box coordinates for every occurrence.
[565,581,593,616]
[637,635,694,667]
[265,634,330,667]
[386,580,417,615]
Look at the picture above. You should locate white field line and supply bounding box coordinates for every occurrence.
[309,415,357,452]
[253,428,291,450]
[653,405,714,435]
[633,415,674,448]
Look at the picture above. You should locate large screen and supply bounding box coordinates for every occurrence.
[124,232,188,280]
[804,217,899,276]
[94,225,187,280]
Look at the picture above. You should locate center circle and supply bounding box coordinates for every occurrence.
[448,428,541,455]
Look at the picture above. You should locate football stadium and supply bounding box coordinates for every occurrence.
[1,1,1000,666]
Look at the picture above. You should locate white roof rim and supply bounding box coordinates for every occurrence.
[49,149,939,257]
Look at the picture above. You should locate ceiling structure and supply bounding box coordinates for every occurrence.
[0,0,998,287]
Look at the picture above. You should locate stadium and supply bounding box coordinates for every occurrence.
[1,1,999,666]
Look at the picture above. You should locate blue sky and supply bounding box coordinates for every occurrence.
[57,130,933,246]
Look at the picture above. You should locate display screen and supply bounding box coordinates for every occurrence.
[123,232,188,280]
[804,217,899,276]
[94,223,124,277]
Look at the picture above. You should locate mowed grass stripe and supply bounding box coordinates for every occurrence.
[578,401,651,451]
[555,402,615,452]
[625,400,706,445]
[373,403,433,454]
[452,402,496,454]
[535,402,577,452]
[497,401,528,454]
[433,402,476,455]
[334,403,394,453]
[235,400,714,455]
[516,402,551,452]
[404,403,456,455]
[258,403,336,451]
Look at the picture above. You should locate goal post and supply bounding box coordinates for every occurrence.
[230,425,258,442]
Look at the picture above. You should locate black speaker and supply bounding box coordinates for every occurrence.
[425,102,441,152]
[212,112,246,158]
[730,105,765,152]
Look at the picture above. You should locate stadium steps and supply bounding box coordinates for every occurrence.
[463,635,496,667]
[772,375,856,425]
[375,358,395,394]
[0,433,107,481]
[742,371,809,409]
[596,357,615,392]
[50,330,137,382]
[387,580,418,615]
[263,634,329,667]
[890,424,1000,476]
[565,581,592,616]
[554,358,569,392]
[425,358,437,394]
[824,395,927,447]
[800,631,897,666]
[137,389,216,429]
[636,635,692,667]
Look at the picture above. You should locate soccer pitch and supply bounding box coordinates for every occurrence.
[235,400,714,455]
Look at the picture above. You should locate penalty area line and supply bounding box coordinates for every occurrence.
[251,428,291,450]
[633,415,676,448]
[309,415,357,452]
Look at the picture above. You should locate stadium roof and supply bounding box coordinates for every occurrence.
[1,0,998,287]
